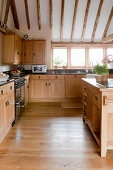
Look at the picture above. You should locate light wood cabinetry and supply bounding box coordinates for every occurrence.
[0,82,15,143]
[25,75,30,106]
[66,74,86,99]
[29,75,65,101]
[23,40,46,65]
[3,34,22,65]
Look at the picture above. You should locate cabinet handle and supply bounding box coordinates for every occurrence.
[39,76,40,79]
[45,83,47,86]
[33,53,36,56]
[56,76,57,79]
[49,83,50,86]
[10,86,12,90]
[5,101,9,107]
[27,86,29,88]
[24,53,26,56]
[17,51,19,55]
[95,95,98,101]
[1,90,3,95]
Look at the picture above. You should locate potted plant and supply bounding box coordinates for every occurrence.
[53,57,63,69]
[94,64,109,83]
[94,64,103,83]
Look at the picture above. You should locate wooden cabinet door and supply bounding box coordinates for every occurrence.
[49,80,65,99]
[33,40,46,64]
[29,79,48,99]
[23,40,33,64]
[14,36,22,64]
[5,92,15,128]
[0,98,5,139]
[3,35,15,64]
[66,75,86,99]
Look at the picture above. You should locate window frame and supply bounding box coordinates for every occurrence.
[51,44,113,69]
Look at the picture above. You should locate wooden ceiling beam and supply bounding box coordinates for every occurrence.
[102,7,113,39]
[60,0,65,41]
[37,0,41,30]
[81,0,91,42]
[91,0,104,42]
[11,0,19,29]
[4,0,11,25]
[102,33,113,43]
[70,0,79,41]
[24,0,30,30]
[49,0,52,30]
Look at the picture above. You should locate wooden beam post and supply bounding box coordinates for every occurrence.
[91,0,104,42]
[49,0,52,30]
[102,33,113,43]
[4,0,11,25]
[102,7,113,39]
[81,0,91,42]
[24,0,30,30]
[37,0,41,30]
[60,0,65,41]
[11,0,19,29]
[70,0,79,41]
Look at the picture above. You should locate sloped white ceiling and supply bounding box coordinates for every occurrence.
[10,0,113,42]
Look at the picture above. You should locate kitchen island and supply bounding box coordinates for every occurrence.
[82,78,113,157]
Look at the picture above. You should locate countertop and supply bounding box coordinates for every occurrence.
[0,79,14,87]
[82,78,113,91]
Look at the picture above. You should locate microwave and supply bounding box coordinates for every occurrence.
[32,65,47,73]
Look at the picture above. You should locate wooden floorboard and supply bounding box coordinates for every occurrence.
[0,102,113,169]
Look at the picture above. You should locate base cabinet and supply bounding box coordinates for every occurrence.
[0,82,15,143]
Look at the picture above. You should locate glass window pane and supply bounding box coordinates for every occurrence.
[71,48,85,66]
[53,49,67,66]
[89,48,103,66]
[106,48,113,56]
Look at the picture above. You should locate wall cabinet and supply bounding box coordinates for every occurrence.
[0,82,15,143]
[23,40,46,65]
[3,34,22,65]
[29,75,65,101]
[66,74,86,99]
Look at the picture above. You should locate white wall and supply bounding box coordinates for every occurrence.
[15,25,51,69]
[0,0,15,72]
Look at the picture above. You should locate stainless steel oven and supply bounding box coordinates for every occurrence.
[15,78,26,122]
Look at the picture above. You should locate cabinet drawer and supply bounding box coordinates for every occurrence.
[47,75,64,80]
[0,85,7,98]
[7,82,14,93]
[31,75,48,80]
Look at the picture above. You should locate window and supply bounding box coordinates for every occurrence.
[71,48,85,67]
[106,48,113,56]
[53,48,67,66]
[89,48,103,66]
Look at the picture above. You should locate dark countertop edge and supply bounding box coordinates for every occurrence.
[0,79,14,87]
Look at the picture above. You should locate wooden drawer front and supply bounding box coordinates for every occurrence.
[0,85,7,98]
[31,75,48,80]
[7,82,14,93]
[47,75,64,80]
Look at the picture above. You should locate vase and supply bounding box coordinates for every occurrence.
[102,74,109,83]
[108,62,113,69]
[95,75,103,83]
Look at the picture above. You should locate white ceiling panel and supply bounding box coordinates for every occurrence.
[73,0,87,41]
[40,0,49,25]
[107,17,113,35]
[94,0,113,41]
[84,0,100,42]
[52,0,62,42]
[62,0,75,41]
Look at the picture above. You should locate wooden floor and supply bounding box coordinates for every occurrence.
[0,102,113,170]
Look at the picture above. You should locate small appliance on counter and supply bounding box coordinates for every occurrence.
[32,65,47,73]
[0,73,9,82]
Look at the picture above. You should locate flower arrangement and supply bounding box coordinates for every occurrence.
[102,55,113,64]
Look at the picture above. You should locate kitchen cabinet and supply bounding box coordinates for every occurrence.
[23,40,46,65]
[3,34,22,65]
[66,74,86,99]
[0,82,15,143]
[29,75,65,101]
[25,75,30,106]
[23,41,33,64]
